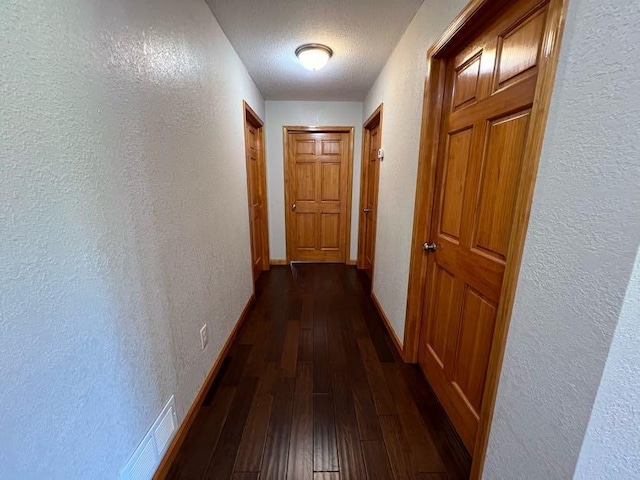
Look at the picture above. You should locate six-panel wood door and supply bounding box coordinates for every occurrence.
[285,130,352,262]
[418,0,551,452]
[244,105,269,281]
[360,116,381,281]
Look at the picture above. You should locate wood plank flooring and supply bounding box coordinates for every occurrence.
[167,264,470,480]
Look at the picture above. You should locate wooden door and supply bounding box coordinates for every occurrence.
[357,107,382,282]
[285,128,354,263]
[417,0,553,452]
[244,103,269,281]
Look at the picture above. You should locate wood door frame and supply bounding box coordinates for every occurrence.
[283,126,355,264]
[402,0,568,477]
[356,104,383,275]
[243,101,270,278]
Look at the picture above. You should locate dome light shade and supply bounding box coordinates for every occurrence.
[295,44,333,71]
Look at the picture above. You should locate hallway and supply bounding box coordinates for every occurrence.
[167,264,470,479]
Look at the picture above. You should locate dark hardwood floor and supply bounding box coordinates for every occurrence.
[167,264,470,480]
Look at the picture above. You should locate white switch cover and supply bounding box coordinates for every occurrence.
[200,324,208,350]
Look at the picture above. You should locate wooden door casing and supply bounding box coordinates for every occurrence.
[244,102,269,282]
[419,0,549,452]
[357,105,383,282]
[284,127,354,263]
[409,0,565,456]
[404,0,568,475]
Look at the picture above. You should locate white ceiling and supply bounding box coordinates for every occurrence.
[205,0,424,101]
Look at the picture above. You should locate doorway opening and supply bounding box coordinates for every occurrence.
[243,101,270,282]
[403,0,567,477]
[357,104,383,286]
[283,126,355,264]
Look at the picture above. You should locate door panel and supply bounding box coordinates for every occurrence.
[285,131,352,262]
[244,106,269,282]
[320,213,341,250]
[474,110,531,259]
[358,109,382,282]
[321,138,341,155]
[452,53,482,110]
[425,266,460,369]
[321,163,341,201]
[296,213,316,249]
[495,8,547,88]
[296,139,315,155]
[295,163,316,201]
[453,287,497,413]
[418,0,550,452]
[440,128,473,240]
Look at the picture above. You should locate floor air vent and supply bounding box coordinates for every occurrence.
[120,395,178,480]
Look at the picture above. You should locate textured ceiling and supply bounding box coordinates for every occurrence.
[205,0,424,101]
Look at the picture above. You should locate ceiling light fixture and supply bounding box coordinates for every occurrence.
[295,44,333,71]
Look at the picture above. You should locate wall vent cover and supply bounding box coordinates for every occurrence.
[120,395,178,480]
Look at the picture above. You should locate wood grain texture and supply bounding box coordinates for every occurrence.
[301,293,314,329]
[155,294,255,480]
[403,0,568,476]
[314,473,340,480]
[313,394,339,472]
[281,320,300,377]
[357,104,383,281]
[288,362,313,480]
[260,376,295,480]
[298,327,314,362]
[204,377,259,479]
[161,265,468,480]
[471,0,569,477]
[231,473,259,480]
[243,101,270,280]
[221,345,252,387]
[379,415,415,479]
[361,441,394,480]
[340,311,382,441]
[233,392,273,472]
[419,0,552,454]
[166,387,236,480]
[359,298,396,363]
[331,368,367,480]
[382,364,447,474]
[284,127,355,263]
[313,297,332,394]
[357,338,397,415]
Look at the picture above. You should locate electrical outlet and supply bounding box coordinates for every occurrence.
[200,324,208,350]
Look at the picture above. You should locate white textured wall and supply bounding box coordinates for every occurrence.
[0,0,263,478]
[574,251,640,480]
[362,0,468,341]
[483,0,640,477]
[264,101,363,261]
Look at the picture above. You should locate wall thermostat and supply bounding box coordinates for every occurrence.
[377,148,385,161]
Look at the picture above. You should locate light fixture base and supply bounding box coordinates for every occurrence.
[295,43,333,71]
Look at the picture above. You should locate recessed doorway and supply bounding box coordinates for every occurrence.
[357,104,383,284]
[243,101,270,282]
[403,0,568,477]
[283,126,355,263]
